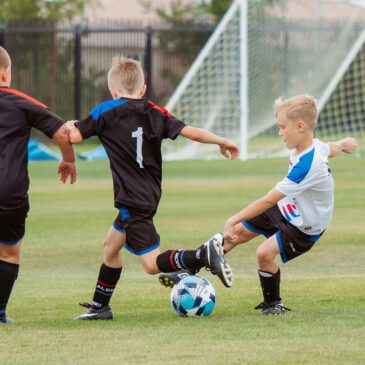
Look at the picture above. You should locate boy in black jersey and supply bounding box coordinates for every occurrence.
[0,46,76,324]
[67,56,239,320]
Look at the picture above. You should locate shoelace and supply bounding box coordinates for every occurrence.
[79,302,93,309]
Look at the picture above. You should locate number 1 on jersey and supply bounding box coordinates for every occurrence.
[132,127,143,168]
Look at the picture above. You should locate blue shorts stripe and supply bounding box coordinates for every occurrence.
[112,222,125,233]
[0,234,24,246]
[124,242,160,256]
[276,232,288,263]
[242,221,271,238]
[119,206,130,220]
[309,234,321,242]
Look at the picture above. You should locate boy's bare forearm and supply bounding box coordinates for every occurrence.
[179,126,239,159]
[227,189,284,227]
[328,137,357,158]
[52,125,76,162]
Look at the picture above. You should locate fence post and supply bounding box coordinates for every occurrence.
[145,25,152,99]
[0,26,6,48]
[74,24,82,120]
[283,25,289,96]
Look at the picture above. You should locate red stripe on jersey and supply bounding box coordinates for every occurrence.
[148,100,171,117]
[0,87,47,108]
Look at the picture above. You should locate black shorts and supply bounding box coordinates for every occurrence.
[0,203,29,245]
[243,205,323,263]
[113,206,160,256]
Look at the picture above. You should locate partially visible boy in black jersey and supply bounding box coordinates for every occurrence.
[67,56,239,320]
[0,46,76,324]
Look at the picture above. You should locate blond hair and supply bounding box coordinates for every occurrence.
[0,46,11,69]
[275,94,318,130]
[107,56,144,95]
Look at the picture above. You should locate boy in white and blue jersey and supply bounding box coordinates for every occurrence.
[222,95,357,315]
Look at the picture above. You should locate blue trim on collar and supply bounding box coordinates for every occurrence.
[287,147,315,184]
[90,99,129,121]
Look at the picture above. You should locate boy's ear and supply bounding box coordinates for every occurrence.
[1,66,11,85]
[109,87,118,99]
[297,120,306,132]
[140,84,147,97]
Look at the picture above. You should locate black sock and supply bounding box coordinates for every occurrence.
[0,260,19,317]
[92,263,122,309]
[156,249,205,273]
[258,268,281,304]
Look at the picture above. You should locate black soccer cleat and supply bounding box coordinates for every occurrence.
[159,269,194,288]
[201,233,233,288]
[255,301,292,315]
[73,302,113,321]
[0,315,13,324]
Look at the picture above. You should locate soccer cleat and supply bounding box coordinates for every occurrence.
[255,301,292,315]
[0,315,13,324]
[159,269,194,288]
[73,302,113,320]
[202,233,233,288]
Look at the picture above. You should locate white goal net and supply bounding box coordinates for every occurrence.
[163,0,365,160]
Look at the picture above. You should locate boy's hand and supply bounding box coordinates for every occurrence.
[65,120,77,129]
[65,120,83,144]
[58,160,77,184]
[220,141,240,160]
[223,219,238,243]
[340,137,357,154]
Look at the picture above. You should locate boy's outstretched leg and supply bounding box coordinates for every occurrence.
[158,233,233,288]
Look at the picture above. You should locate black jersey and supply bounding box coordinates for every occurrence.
[0,87,64,213]
[75,98,186,211]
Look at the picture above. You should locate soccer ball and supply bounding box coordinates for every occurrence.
[170,275,216,316]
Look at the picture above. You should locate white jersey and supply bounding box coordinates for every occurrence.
[275,138,334,235]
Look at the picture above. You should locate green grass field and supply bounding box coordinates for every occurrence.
[1,157,365,365]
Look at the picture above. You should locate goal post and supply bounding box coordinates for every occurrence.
[163,0,246,160]
[163,0,365,160]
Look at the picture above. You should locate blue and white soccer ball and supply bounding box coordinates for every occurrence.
[170,275,216,316]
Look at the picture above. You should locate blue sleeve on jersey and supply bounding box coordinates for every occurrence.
[90,99,129,121]
[287,147,315,184]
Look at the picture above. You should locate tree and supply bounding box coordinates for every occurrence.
[0,0,95,22]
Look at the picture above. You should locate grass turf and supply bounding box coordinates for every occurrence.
[1,156,364,365]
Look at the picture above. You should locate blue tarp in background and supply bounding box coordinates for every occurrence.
[77,145,108,161]
[28,139,60,161]
[28,139,108,162]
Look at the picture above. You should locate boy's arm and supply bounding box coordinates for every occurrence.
[224,188,285,242]
[328,137,357,158]
[65,120,83,144]
[52,125,77,184]
[179,126,239,159]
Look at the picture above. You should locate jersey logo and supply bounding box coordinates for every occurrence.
[148,101,171,117]
[281,203,300,222]
[0,87,47,108]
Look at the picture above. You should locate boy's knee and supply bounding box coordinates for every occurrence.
[143,261,159,275]
[256,246,272,266]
